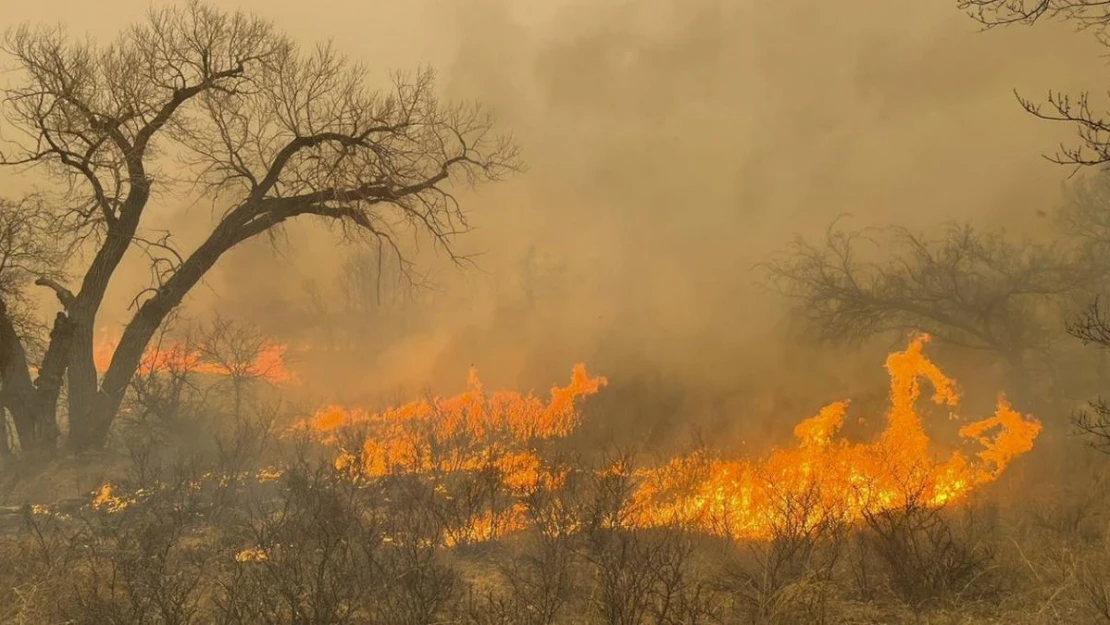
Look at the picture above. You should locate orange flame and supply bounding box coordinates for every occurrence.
[85,337,1041,547]
[289,364,606,545]
[624,334,1042,540]
[93,331,294,384]
[291,364,607,490]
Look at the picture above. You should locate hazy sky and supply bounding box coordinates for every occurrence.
[2,0,1107,419]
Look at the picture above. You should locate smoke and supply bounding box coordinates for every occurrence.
[2,0,1106,442]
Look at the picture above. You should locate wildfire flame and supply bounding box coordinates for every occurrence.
[91,482,132,513]
[93,331,294,384]
[84,335,1041,548]
[288,364,606,544]
[291,364,606,488]
[623,334,1042,540]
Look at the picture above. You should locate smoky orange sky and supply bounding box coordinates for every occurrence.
[1,0,1105,440]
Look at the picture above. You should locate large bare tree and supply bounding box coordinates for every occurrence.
[0,1,518,453]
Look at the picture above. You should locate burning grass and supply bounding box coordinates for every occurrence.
[625,334,1042,540]
[292,363,606,485]
[276,334,1041,543]
[81,334,1042,546]
[2,334,1072,624]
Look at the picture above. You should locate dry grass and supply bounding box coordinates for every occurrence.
[0,441,1107,625]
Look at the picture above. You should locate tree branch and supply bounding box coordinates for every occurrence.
[33,277,75,310]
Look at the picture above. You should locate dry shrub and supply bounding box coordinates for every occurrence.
[3,384,1101,625]
[116,319,284,488]
[715,484,845,625]
[214,456,460,625]
[574,452,724,625]
[857,500,997,614]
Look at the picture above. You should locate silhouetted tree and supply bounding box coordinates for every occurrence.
[0,198,67,452]
[959,1,1110,436]
[959,1,1110,169]
[333,244,426,348]
[1056,172,1110,297]
[763,220,1086,396]
[0,1,518,453]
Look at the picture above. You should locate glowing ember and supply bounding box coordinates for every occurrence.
[235,548,269,563]
[623,334,1042,540]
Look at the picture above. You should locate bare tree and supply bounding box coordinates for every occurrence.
[0,1,518,453]
[331,243,428,350]
[195,316,281,419]
[1059,172,1110,250]
[1055,173,1110,310]
[762,220,1085,397]
[340,243,425,316]
[957,0,1110,169]
[516,245,569,311]
[0,197,67,452]
[960,0,1110,28]
[957,1,1110,445]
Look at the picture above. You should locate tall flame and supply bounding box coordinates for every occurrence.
[623,334,1042,540]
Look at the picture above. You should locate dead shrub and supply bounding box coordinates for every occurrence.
[859,501,996,613]
[716,483,845,625]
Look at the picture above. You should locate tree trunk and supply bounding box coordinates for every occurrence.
[69,221,243,452]
[0,303,67,452]
[70,304,183,452]
[65,316,100,449]
[61,205,155,450]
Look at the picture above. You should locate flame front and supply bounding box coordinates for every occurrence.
[88,335,1042,547]
[624,334,1042,540]
[291,364,606,488]
[289,364,606,545]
